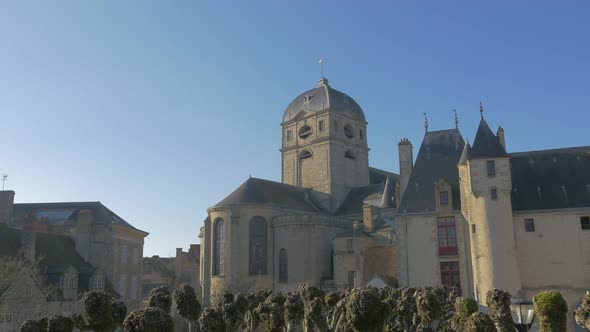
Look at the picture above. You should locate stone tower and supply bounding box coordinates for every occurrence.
[458,113,521,301]
[281,78,369,211]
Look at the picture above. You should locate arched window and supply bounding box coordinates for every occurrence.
[299,150,312,159]
[345,150,355,159]
[279,248,288,283]
[249,217,267,275]
[213,218,225,276]
[344,125,354,138]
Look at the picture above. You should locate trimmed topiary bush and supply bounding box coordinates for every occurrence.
[486,289,514,332]
[173,283,201,332]
[123,307,174,332]
[47,315,74,332]
[284,292,305,331]
[198,307,226,332]
[18,319,47,332]
[575,291,590,330]
[451,297,479,331]
[147,285,172,313]
[111,299,127,331]
[344,288,390,332]
[534,290,568,332]
[464,312,497,332]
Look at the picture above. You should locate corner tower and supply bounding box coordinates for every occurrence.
[281,78,370,211]
[458,108,521,301]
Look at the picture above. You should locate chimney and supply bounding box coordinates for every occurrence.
[176,248,183,258]
[189,244,200,258]
[497,127,506,151]
[363,205,376,232]
[398,139,413,200]
[0,190,15,225]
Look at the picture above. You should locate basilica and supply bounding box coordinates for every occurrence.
[199,76,590,328]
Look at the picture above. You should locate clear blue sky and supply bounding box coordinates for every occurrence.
[1,1,588,256]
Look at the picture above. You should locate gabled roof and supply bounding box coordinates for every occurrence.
[369,167,399,185]
[211,177,319,212]
[399,129,465,213]
[335,183,384,215]
[470,119,507,158]
[510,146,590,211]
[13,201,147,234]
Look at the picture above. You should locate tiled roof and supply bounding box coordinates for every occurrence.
[510,146,590,211]
[398,129,465,213]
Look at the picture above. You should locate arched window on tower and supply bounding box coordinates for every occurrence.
[213,218,225,276]
[279,248,288,283]
[249,216,267,275]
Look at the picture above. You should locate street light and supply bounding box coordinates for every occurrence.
[510,295,535,332]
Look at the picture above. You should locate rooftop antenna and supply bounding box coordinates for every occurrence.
[454,109,459,129]
[423,113,429,133]
[480,101,484,119]
[319,57,324,78]
[1,174,6,190]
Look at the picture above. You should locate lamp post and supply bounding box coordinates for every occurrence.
[510,295,535,332]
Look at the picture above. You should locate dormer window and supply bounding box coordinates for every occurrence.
[343,95,349,103]
[304,95,311,103]
[439,191,449,205]
[61,274,78,289]
[91,274,105,290]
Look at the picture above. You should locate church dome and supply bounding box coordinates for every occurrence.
[282,78,366,123]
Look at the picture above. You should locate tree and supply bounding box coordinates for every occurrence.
[256,292,286,332]
[111,299,127,332]
[147,285,172,313]
[534,290,568,332]
[18,319,47,332]
[415,287,442,331]
[123,307,174,332]
[284,293,305,332]
[450,297,479,331]
[47,315,74,332]
[575,291,590,330]
[72,290,116,332]
[298,283,327,332]
[173,283,202,332]
[485,289,514,332]
[343,288,390,332]
[463,312,497,332]
[198,308,226,332]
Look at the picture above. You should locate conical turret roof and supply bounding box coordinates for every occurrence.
[470,119,507,158]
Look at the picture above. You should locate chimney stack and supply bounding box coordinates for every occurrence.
[0,190,15,225]
[497,127,506,151]
[189,244,200,258]
[363,205,376,232]
[176,248,183,258]
[398,139,413,201]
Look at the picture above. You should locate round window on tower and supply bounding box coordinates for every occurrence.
[298,125,312,139]
[344,125,354,138]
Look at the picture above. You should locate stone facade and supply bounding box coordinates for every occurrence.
[142,245,200,299]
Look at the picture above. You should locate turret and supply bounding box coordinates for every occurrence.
[398,138,413,201]
[459,104,521,302]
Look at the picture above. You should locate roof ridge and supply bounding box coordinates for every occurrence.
[509,145,590,156]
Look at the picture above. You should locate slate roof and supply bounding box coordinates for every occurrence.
[211,177,320,212]
[510,146,590,211]
[470,119,507,158]
[369,167,399,185]
[283,78,366,123]
[0,225,117,300]
[336,183,384,215]
[398,129,465,213]
[13,202,146,234]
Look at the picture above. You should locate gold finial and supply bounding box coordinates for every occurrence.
[480,101,484,119]
[319,57,324,78]
[424,113,429,132]
[454,109,458,129]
